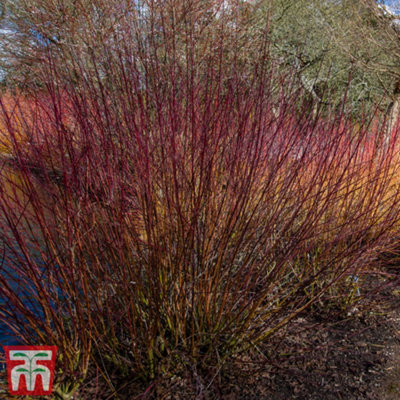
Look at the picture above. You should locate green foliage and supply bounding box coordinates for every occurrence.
[256,0,395,114]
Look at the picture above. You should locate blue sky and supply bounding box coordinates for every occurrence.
[383,0,400,14]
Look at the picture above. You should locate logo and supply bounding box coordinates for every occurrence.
[4,346,57,396]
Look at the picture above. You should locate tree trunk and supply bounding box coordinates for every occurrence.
[385,80,400,149]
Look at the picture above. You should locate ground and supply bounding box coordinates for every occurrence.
[156,293,400,399]
[221,302,400,399]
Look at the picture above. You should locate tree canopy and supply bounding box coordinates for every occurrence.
[0,0,400,115]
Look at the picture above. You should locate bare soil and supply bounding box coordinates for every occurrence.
[219,303,400,399]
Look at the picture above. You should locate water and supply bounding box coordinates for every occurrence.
[0,166,50,347]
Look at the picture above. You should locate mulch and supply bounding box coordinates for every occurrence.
[219,303,400,400]
[151,299,400,399]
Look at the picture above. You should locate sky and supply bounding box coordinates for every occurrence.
[383,0,400,14]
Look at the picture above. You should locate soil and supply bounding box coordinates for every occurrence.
[155,292,400,399]
[219,303,400,399]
